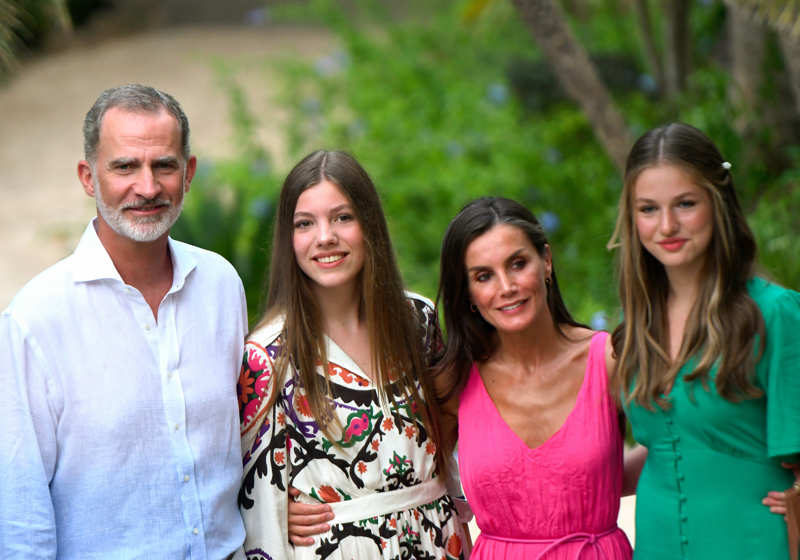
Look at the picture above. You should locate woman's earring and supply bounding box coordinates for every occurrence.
[545,277,551,287]
[470,303,477,312]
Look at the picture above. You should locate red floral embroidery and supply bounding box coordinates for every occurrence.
[405,426,416,439]
[254,372,270,398]
[389,518,397,528]
[344,413,370,443]
[426,441,436,455]
[238,368,255,405]
[246,345,270,372]
[357,461,367,474]
[447,534,462,557]
[371,439,381,451]
[274,451,285,465]
[278,412,286,426]
[242,399,259,425]
[295,393,312,418]
[382,418,394,431]
[318,485,341,503]
[328,363,369,387]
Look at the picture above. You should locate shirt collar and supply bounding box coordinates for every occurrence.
[71,219,198,290]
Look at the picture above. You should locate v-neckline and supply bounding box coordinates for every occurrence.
[324,334,373,387]
[472,332,599,453]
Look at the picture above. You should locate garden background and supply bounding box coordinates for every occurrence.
[3,0,800,544]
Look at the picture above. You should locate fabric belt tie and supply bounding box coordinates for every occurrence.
[482,526,619,560]
[296,478,447,525]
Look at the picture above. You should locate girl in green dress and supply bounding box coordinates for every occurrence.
[608,122,800,558]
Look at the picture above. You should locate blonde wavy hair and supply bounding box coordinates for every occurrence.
[608,123,765,408]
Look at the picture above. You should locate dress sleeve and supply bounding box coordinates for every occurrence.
[238,339,293,558]
[413,297,444,368]
[0,314,58,558]
[759,288,800,459]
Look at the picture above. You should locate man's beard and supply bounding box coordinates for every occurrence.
[94,174,184,243]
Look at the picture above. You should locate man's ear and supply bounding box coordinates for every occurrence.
[183,155,197,193]
[78,161,95,198]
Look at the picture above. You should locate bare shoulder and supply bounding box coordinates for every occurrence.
[568,325,615,377]
[563,326,596,356]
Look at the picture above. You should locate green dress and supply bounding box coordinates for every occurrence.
[626,277,800,559]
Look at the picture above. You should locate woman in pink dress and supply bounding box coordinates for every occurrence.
[434,197,636,559]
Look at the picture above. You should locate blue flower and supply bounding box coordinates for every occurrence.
[250,159,270,176]
[637,74,658,94]
[545,147,562,164]
[590,311,608,331]
[539,211,560,234]
[446,141,464,158]
[301,97,321,113]
[315,51,350,77]
[348,118,367,139]
[486,83,508,105]
[244,8,269,26]
[250,198,272,219]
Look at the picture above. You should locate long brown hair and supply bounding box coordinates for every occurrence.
[608,123,764,408]
[255,150,442,464]
[434,197,586,455]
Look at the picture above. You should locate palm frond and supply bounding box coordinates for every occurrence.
[727,0,800,37]
[0,0,71,77]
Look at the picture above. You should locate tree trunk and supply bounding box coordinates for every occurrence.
[727,1,766,134]
[510,0,632,172]
[778,29,800,117]
[632,0,664,94]
[663,0,690,96]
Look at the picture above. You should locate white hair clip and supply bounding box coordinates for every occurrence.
[721,161,732,170]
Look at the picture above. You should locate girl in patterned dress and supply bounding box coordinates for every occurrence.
[237,150,468,560]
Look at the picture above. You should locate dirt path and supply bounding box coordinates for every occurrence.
[0,24,333,308]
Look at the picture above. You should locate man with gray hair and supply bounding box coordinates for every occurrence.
[0,84,247,558]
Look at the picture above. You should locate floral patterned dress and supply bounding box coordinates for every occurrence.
[238,294,467,560]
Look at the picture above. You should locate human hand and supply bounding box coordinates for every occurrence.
[761,462,800,518]
[762,490,788,517]
[287,486,334,546]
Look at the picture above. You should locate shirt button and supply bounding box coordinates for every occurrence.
[193,528,199,535]
[183,475,190,482]
[174,424,180,431]
[144,324,151,331]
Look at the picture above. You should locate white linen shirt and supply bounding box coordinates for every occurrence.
[0,220,248,559]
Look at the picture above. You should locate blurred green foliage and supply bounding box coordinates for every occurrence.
[174,0,799,328]
[170,75,282,321]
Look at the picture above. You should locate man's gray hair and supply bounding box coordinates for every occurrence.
[83,84,191,163]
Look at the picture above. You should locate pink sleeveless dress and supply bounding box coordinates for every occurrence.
[458,331,632,559]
